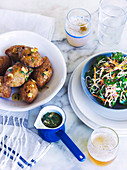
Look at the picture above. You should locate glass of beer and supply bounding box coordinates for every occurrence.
[87,127,119,166]
[65,8,91,47]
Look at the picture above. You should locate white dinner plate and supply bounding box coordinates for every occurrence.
[68,57,127,137]
[0,31,66,111]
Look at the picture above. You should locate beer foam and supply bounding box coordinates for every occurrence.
[87,133,118,162]
[66,16,90,37]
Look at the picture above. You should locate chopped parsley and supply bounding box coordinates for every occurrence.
[41,72,46,76]
[8,68,13,72]
[28,68,33,74]
[31,57,34,63]
[25,77,28,81]
[20,71,25,74]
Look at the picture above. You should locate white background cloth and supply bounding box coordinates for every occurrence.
[0,9,55,41]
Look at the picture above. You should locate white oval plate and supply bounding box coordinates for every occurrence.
[0,31,66,111]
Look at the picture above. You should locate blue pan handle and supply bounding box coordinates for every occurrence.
[56,130,86,162]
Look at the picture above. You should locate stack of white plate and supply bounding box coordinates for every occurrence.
[68,57,127,137]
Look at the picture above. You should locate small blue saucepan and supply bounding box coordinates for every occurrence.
[34,105,86,162]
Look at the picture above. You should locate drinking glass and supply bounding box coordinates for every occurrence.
[98,0,127,46]
[87,127,119,166]
[65,8,91,47]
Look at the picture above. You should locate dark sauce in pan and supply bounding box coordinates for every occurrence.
[41,112,62,128]
[12,92,22,101]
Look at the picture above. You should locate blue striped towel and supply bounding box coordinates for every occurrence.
[0,110,50,170]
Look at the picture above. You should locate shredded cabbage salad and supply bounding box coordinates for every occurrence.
[85,52,127,108]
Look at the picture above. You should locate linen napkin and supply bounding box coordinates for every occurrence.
[0,110,50,170]
[0,9,55,170]
[0,9,55,41]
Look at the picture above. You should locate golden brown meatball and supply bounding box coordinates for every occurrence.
[0,76,11,98]
[5,45,24,62]
[32,56,53,88]
[19,79,38,103]
[4,62,30,87]
[0,56,11,75]
[18,46,43,67]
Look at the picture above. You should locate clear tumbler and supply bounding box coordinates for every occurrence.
[98,0,127,46]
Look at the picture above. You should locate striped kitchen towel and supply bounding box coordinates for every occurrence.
[0,110,50,170]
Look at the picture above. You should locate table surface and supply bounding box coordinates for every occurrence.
[0,0,127,170]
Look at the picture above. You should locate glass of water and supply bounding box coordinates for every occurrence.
[98,0,127,46]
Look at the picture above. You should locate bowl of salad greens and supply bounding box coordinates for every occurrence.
[81,52,127,110]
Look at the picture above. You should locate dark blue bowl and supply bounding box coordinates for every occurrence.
[81,52,127,109]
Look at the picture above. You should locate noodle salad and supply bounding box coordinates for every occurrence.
[85,52,127,108]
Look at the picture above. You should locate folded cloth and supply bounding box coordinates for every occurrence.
[0,9,55,41]
[0,110,50,170]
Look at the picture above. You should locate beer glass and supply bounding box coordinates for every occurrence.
[87,127,119,166]
[65,8,91,47]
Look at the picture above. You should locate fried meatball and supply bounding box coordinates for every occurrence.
[32,56,53,88]
[0,76,11,98]
[19,79,38,103]
[5,45,25,62]
[18,46,43,67]
[0,56,11,75]
[4,62,30,87]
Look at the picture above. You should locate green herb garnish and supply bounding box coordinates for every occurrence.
[20,71,25,74]
[29,69,33,73]
[31,57,34,63]
[25,77,28,81]
[8,68,13,72]
[41,72,46,76]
